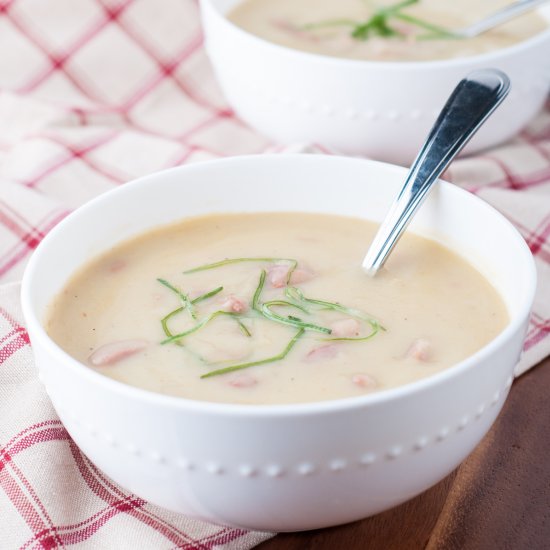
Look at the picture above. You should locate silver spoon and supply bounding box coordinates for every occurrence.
[451,0,549,39]
[362,68,510,276]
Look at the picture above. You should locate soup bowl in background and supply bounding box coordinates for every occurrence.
[200,0,550,165]
[21,154,536,532]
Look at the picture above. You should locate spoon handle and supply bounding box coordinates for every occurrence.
[456,0,549,38]
[362,69,510,276]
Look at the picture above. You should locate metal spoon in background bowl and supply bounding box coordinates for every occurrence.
[451,0,550,38]
[362,68,510,276]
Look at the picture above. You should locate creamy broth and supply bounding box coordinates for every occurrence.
[228,0,547,61]
[46,213,508,405]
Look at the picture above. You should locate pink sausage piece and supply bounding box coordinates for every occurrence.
[290,268,313,285]
[220,295,248,313]
[89,339,148,366]
[305,344,338,362]
[351,373,378,390]
[267,265,291,288]
[228,373,257,388]
[406,338,432,362]
[330,319,361,338]
[108,259,127,273]
[268,265,313,288]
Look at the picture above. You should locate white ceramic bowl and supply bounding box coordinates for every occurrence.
[21,155,536,532]
[201,0,550,165]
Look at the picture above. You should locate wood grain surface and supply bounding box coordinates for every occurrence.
[257,357,550,550]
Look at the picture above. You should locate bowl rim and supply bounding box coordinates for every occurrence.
[21,154,537,418]
[201,0,550,70]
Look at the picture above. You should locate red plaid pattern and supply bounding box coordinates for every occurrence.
[0,287,271,549]
[0,0,548,547]
[447,103,550,373]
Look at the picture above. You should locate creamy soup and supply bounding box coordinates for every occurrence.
[46,213,508,405]
[228,0,548,61]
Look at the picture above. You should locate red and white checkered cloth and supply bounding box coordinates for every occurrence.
[0,0,548,547]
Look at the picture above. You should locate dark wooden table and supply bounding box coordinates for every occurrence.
[258,356,550,550]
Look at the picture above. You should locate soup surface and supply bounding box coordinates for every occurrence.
[228,0,548,61]
[47,213,508,405]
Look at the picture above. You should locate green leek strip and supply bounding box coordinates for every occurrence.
[285,287,385,334]
[263,299,309,314]
[160,282,250,342]
[160,286,224,340]
[285,287,377,321]
[352,15,400,40]
[251,271,329,333]
[159,310,207,361]
[161,307,184,339]
[302,297,377,322]
[284,286,306,303]
[192,286,250,336]
[236,319,252,337]
[261,302,331,334]
[159,262,386,377]
[191,286,223,304]
[307,0,419,41]
[304,0,418,32]
[252,269,267,313]
[161,305,251,339]
[200,328,305,379]
[157,278,197,320]
[161,311,242,345]
[304,0,459,43]
[183,257,298,285]
[322,322,382,342]
[393,13,457,39]
[379,0,418,15]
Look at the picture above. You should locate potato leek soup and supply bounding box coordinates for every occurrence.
[46,213,508,405]
[228,0,548,62]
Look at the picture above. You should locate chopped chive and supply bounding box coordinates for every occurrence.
[200,328,305,379]
[157,278,197,320]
